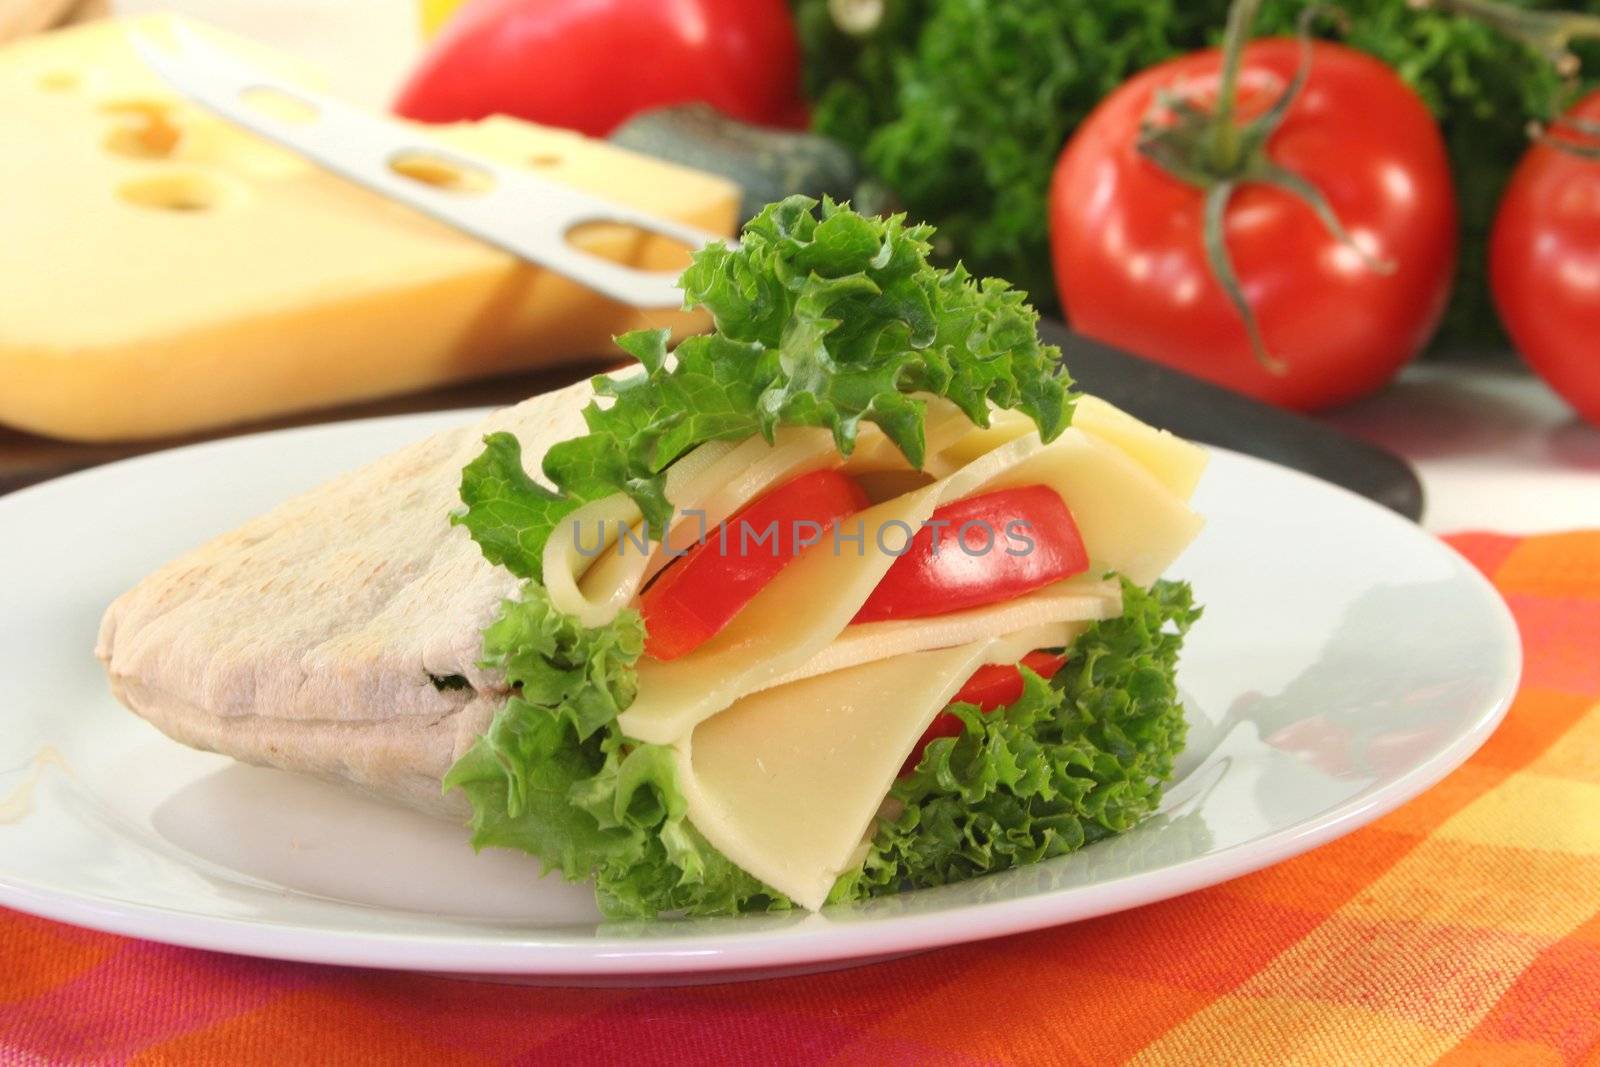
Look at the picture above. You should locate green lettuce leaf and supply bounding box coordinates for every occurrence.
[452,195,1072,581]
[444,583,788,918]
[833,578,1199,902]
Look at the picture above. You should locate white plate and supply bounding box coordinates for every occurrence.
[0,410,1520,984]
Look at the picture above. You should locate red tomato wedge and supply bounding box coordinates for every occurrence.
[640,469,868,661]
[853,485,1088,624]
[951,650,1070,711]
[900,651,1069,777]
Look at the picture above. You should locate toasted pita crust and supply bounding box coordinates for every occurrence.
[97,380,595,816]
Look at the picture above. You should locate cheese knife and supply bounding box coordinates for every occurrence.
[130,21,718,309]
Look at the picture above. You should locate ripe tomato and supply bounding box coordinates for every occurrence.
[900,651,1069,776]
[1491,91,1600,427]
[1050,39,1457,411]
[853,485,1088,624]
[640,469,867,661]
[395,0,807,137]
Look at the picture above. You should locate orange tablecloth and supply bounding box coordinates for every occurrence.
[4,531,1598,1065]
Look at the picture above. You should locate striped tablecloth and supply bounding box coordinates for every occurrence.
[3,531,1597,1066]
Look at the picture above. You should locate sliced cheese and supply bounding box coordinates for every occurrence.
[676,624,1072,909]
[619,479,944,744]
[0,15,739,442]
[1072,396,1209,501]
[619,430,1052,743]
[544,437,741,627]
[559,398,985,623]
[933,408,1037,468]
[931,398,1208,506]
[615,396,1203,910]
[552,396,1203,628]
[618,423,1202,744]
[984,429,1205,588]
[763,580,1115,690]
[607,428,839,594]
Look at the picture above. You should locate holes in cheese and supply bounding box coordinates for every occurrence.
[38,69,81,92]
[674,623,1075,909]
[101,100,182,159]
[116,172,239,213]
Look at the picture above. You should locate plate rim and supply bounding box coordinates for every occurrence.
[0,409,1522,978]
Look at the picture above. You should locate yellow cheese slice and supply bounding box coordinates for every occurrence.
[617,422,1202,744]
[546,399,979,625]
[549,428,837,624]
[676,624,1072,909]
[0,15,739,442]
[981,429,1205,588]
[763,582,1112,690]
[619,430,1051,743]
[619,479,944,744]
[1071,396,1209,501]
[934,399,1209,504]
[543,436,742,628]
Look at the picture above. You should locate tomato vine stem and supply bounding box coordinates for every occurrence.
[1137,0,1389,374]
[1209,0,1264,172]
[1538,114,1600,161]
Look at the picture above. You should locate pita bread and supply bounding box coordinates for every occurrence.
[96,380,594,816]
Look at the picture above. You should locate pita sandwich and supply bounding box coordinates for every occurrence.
[98,197,1207,915]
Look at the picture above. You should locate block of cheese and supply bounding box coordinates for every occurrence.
[0,15,740,442]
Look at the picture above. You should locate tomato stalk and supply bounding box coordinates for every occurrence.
[1208,0,1262,172]
[1137,0,1393,373]
[1536,114,1600,161]
[1410,0,1600,78]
